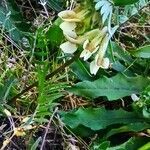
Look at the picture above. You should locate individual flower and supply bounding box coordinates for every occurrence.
[90,33,110,75]
[59,21,80,53]
[58,9,90,45]
[89,26,119,75]
[80,39,99,61]
[90,56,110,75]
[58,7,92,35]
[59,21,78,54]
[58,9,89,23]
[80,27,107,61]
[58,10,81,22]
[59,21,81,44]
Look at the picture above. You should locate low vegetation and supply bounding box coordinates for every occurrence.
[0,0,150,149]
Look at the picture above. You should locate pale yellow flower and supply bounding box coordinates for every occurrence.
[59,21,78,53]
[58,9,89,23]
[58,10,81,22]
[59,21,77,38]
[90,56,109,75]
[90,33,110,75]
[60,22,82,44]
[80,39,99,61]
[80,27,108,61]
[60,41,78,54]
[14,127,26,137]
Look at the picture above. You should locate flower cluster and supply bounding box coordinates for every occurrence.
[58,9,111,75]
[58,8,88,54]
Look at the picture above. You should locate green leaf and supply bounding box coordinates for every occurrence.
[139,142,150,150]
[110,42,133,64]
[31,137,41,150]
[92,141,110,150]
[108,137,150,150]
[47,0,64,11]
[0,77,16,102]
[112,61,133,76]
[46,24,63,47]
[68,74,150,101]
[113,0,140,6]
[0,1,31,42]
[106,123,150,138]
[130,45,150,58]
[71,59,94,81]
[61,107,147,130]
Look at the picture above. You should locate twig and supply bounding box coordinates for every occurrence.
[40,107,58,150]
[39,0,49,18]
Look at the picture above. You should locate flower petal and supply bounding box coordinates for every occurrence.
[64,33,83,44]
[58,10,81,22]
[63,30,77,38]
[58,10,75,18]
[80,50,92,61]
[80,49,87,58]
[60,41,77,54]
[101,57,110,69]
[90,60,99,75]
[83,39,89,49]
[83,52,93,61]
[83,39,99,54]
[60,22,76,31]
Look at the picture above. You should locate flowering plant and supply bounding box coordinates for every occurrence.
[58,0,117,75]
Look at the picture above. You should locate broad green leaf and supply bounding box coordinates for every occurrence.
[61,107,147,130]
[109,42,134,75]
[46,24,63,46]
[106,123,150,138]
[71,59,94,81]
[92,141,110,150]
[108,137,150,150]
[110,42,148,75]
[139,142,150,150]
[68,74,150,101]
[111,41,132,64]
[112,61,133,76]
[130,45,150,58]
[113,0,140,6]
